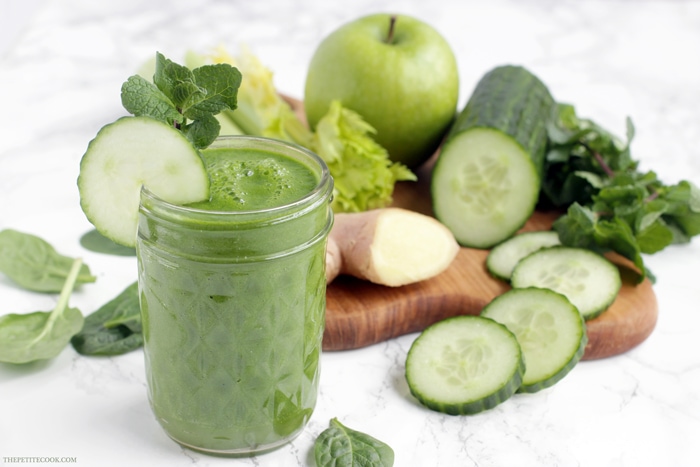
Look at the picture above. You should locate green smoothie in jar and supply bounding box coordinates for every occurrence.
[137,136,333,455]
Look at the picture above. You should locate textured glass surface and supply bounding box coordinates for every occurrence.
[137,136,332,455]
[139,245,326,453]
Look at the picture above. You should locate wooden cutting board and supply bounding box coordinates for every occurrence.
[322,156,658,360]
[281,95,658,360]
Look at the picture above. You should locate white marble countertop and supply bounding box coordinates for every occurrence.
[1,1,699,466]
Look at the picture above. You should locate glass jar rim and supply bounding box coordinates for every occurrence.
[139,135,333,225]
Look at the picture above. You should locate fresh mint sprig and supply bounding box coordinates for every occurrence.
[542,103,700,282]
[121,52,242,148]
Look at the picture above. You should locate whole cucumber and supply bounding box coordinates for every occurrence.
[431,65,555,248]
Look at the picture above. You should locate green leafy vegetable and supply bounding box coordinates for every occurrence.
[80,229,136,256]
[311,100,416,212]
[187,46,314,147]
[0,229,96,292]
[71,282,143,356]
[541,103,636,208]
[122,51,242,149]
[0,258,85,364]
[187,47,414,213]
[120,75,184,125]
[543,103,700,281]
[314,418,394,467]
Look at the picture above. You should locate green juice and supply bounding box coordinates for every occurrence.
[186,146,319,211]
[136,136,333,455]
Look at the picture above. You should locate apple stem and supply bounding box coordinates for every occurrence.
[386,15,397,44]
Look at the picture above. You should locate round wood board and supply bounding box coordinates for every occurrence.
[281,95,658,360]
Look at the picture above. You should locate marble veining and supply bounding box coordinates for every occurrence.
[1,1,699,466]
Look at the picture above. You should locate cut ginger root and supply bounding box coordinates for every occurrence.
[326,207,460,287]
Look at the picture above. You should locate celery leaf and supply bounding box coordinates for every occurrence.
[311,100,416,213]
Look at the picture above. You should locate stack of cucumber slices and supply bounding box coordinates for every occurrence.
[406,231,621,415]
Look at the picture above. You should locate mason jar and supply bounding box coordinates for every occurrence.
[136,136,333,455]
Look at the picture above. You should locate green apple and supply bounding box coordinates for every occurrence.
[304,13,459,168]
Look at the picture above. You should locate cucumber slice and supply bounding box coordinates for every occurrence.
[481,288,587,393]
[77,116,210,247]
[405,315,525,415]
[432,65,555,249]
[486,231,561,281]
[432,129,541,249]
[511,246,621,320]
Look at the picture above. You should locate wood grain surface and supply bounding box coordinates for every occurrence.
[322,157,658,360]
[281,95,658,360]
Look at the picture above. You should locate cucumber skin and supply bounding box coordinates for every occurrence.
[405,316,525,416]
[511,246,622,321]
[443,65,555,179]
[481,287,588,394]
[486,231,562,281]
[518,330,586,393]
[431,65,556,248]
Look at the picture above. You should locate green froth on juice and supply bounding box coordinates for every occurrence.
[187,147,319,212]
[137,136,333,455]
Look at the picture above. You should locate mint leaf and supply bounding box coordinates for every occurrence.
[542,103,700,282]
[592,218,644,272]
[551,203,599,250]
[152,52,241,121]
[182,114,220,149]
[662,181,700,237]
[120,75,183,125]
[153,52,199,109]
[636,218,674,254]
[187,63,241,119]
[121,52,241,150]
[688,181,700,211]
[171,80,206,113]
[553,203,649,281]
[314,418,394,467]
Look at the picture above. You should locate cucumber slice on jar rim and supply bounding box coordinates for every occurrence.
[77,116,210,248]
[405,315,525,415]
[481,287,587,393]
[511,246,622,320]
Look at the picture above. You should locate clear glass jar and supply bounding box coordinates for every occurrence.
[136,136,333,456]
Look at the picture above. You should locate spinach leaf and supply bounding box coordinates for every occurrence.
[314,418,394,467]
[80,229,136,256]
[0,258,85,364]
[0,229,96,292]
[71,281,143,356]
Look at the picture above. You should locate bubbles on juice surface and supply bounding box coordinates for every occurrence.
[207,157,300,210]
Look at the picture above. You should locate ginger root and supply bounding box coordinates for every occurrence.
[326,207,460,287]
